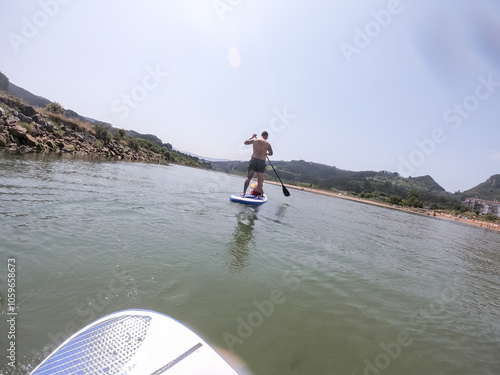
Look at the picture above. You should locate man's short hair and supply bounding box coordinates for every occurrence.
[261,131,268,137]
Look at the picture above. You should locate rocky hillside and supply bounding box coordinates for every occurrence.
[0,93,158,161]
[0,71,210,167]
[0,91,211,169]
[461,175,500,201]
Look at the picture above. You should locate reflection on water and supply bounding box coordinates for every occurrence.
[274,203,289,222]
[226,206,258,273]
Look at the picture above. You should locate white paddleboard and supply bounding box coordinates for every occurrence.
[230,193,267,206]
[30,309,238,375]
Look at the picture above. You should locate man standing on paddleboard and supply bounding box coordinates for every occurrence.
[242,131,273,198]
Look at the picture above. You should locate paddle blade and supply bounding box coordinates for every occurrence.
[282,185,290,197]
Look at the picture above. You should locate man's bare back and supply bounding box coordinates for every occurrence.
[244,134,273,160]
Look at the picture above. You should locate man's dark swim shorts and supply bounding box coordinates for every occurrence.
[248,158,266,173]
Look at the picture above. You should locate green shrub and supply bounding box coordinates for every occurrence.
[45,102,65,114]
[53,128,64,137]
[127,138,139,151]
[403,189,423,208]
[483,214,499,223]
[0,103,10,116]
[94,124,111,142]
[114,128,126,140]
[18,121,33,134]
[389,195,403,205]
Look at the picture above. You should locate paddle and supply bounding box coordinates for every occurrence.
[266,155,290,197]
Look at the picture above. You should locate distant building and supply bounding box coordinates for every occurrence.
[463,198,500,217]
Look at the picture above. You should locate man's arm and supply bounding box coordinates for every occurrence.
[267,143,273,156]
[244,134,257,145]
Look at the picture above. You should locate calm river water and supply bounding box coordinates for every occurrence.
[1,154,499,375]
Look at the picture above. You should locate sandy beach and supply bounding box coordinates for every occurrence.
[267,181,500,233]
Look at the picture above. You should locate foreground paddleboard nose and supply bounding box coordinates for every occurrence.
[30,309,241,375]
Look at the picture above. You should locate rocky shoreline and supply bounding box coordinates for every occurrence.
[0,95,167,163]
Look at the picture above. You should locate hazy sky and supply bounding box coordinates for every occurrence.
[2,0,500,192]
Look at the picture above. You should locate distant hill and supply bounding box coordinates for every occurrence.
[180,151,230,162]
[376,174,446,193]
[0,71,7,91]
[126,130,172,150]
[212,159,456,206]
[461,175,500,201]
[0,70,51,107]
[213,159,444,190]
[64,111,167,149]
[8,82,51,108]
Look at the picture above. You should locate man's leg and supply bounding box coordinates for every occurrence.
[243,170,254,195]
[256,172,264,195]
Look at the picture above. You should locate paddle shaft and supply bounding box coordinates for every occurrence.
[266,156,290,197]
